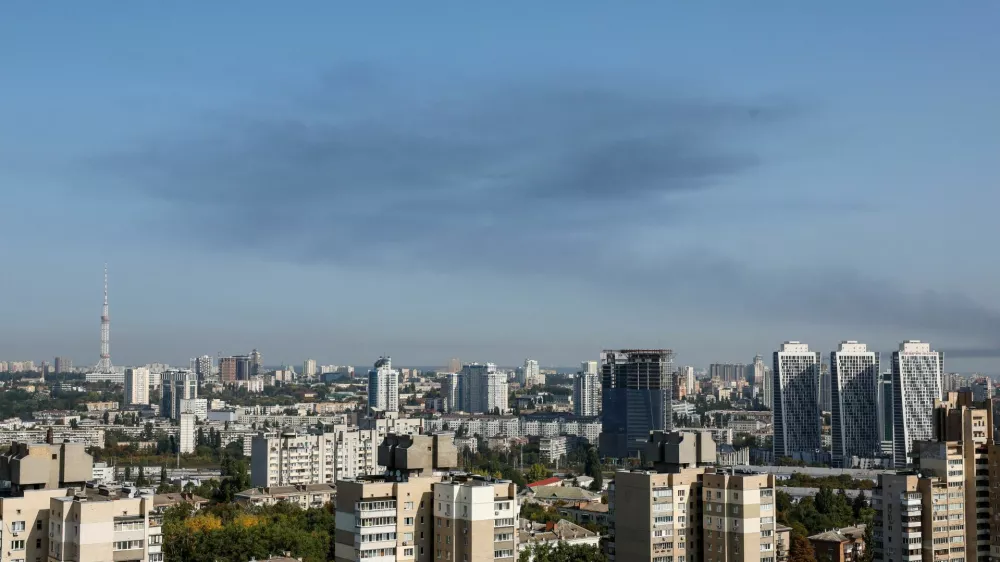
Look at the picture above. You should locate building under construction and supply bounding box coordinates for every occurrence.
[598,349,674,460]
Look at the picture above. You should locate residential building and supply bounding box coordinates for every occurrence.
[235,483,336,509]
[808,525,866,562]
[518,519,600,561]
[367,356,400,414]
[522,359,542,387]
[709,363,746,385]
[830,341,881,467]
[179,412,196,454]
[54,357,72,374]
[250,349,262,377]
[891,340,943,468]
[250,428,378,487]
[194,355,213,383]
[677,365,696,395]
[756,354,772,409]
[124,366,150,407]
[874,391,991,562]
[573,367,600,417]
[303,359,317,379]
[334,432,516,562]
[608,431,788,562]
[599,349,674,459]
[179,397,208,420]
[219,355,251,384]
[49,489,155,562]
[0,441,95,562]
[539,436,570,463]
[877,372,894,456]
[454,363,509,414]
[442,373,461,413]
[160,369,198,420]
[772,341,822,462]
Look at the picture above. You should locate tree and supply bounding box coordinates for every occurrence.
[160,466,169,486]
[124,466,132,482]
[102,411,110,424]
[142,422,154,440]
[815,486,835,514]
[518,542,606,562]
[525,463,551,484]
[136,467,148,486]
[584,446,603,491]
[859,519,875,562]
[70,418,79,429]
[790,533,817,562]
[852,490,869,519]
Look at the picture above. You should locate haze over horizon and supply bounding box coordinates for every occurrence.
[3,3,1000,372]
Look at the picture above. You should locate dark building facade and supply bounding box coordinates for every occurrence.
[598,349,674,459]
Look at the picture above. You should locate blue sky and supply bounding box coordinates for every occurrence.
[3,3,1000,371]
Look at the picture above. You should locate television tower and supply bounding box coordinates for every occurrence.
[95,264,113,373]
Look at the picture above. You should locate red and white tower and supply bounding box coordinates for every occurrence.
[95,264,113,373]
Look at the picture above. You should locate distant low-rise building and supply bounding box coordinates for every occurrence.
[235,484,336,509]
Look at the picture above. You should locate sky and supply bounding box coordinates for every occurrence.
[3,3,1000,371]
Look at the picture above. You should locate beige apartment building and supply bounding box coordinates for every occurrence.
[251,427,378,488]
[0,440,94,562]
[48,490,155,562]
[609,431,789,562]
[334,432,519,562]
[875,391,991,562]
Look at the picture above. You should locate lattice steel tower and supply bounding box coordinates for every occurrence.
[95,264,113,373]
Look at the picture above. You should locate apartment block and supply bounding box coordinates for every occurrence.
[772,341,822,462]
[124,367,150,407]
[0,441,95,562]
[49,490,155,562]
[608,431,789,562]
[874,391,991,562]
[251,428,378,488]
[830,341,881,467]
[892,340,943,468]
[335,432,519,562]
[573,368,600,418]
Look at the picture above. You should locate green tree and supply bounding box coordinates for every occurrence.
[584,446,603,491]
[142,422,154,440]
[160,466,169,485]
[124,466,132,482]
[852,490,869,519]
[859,519,875,562]
[525,463,551,483]
[518,542,606,562]
[136,467,148,486]
[102,411,110,424]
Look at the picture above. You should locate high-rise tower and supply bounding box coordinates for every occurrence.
[830,341,881,468]
[772,341,822,462]
[94,264,113,373]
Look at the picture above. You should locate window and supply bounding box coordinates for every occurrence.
[150,535,163,546]
[11,521,25,532]
[114,540,143,550]
[404,502,414,510]
[150,555,164,562]
[11,540,25,551]
[35,520,42,530]
[404,533,414,541]
[494,550,514,559]
[404,548,414,556]
[404,517,414,525]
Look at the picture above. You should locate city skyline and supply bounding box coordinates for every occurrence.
[3,3,1000,370]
